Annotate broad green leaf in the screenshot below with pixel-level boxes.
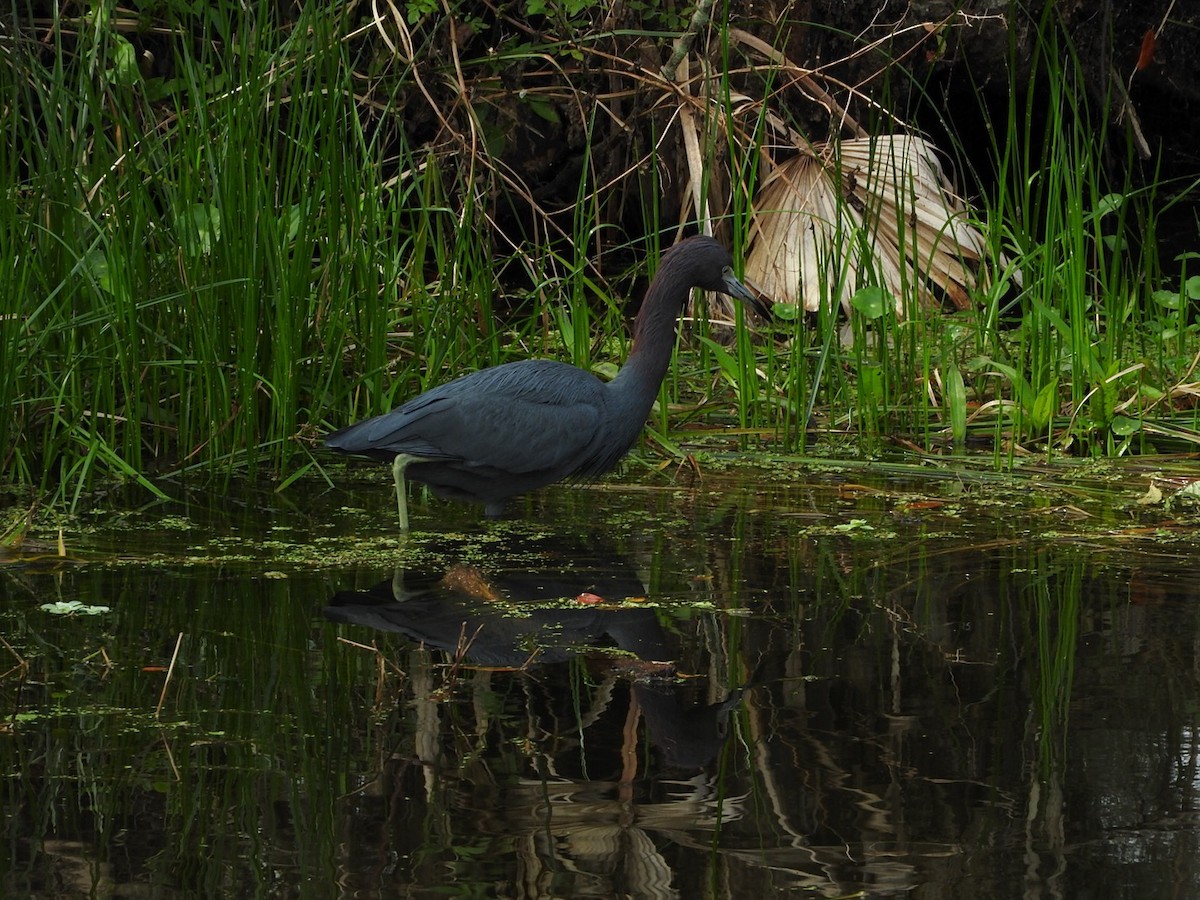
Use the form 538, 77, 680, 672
850, 286, 888, 319
1151, 289, 1180, 310
1111, 416, 1141, 437
41, 600, 111, 616
525, 96, 561, 124
83, 248, 113, 295
696, 335, 742, 388
1185, 275, 1200, 301
944, 364, 967, 443
859, 364, 884, 403
1031, 378, 1059, 433
1095, 192, 1125, 216
176, 203, 221, 256
108, 37, 140, 87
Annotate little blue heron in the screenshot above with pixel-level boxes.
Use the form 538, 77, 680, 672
325, 235, 760, 529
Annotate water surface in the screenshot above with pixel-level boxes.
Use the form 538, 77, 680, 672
3, 461, 1199, 897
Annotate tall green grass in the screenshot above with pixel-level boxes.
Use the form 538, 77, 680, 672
0, 4, 554, 505
911, 7, 1197, 458
4, 4, 375, 498
963, 4, 1165, 457
4, 2, 1197, 510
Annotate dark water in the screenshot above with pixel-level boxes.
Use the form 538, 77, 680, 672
3, 463, 1199, 897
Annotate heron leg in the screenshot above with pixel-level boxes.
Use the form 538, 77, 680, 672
392, 455, 410, 532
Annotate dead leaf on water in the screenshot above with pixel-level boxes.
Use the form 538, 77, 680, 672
1137, 483, 1163, 506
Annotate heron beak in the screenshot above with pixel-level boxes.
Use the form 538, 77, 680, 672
722, 270, 771, 320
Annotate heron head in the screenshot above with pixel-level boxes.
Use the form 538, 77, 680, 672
660, 234, 770, 319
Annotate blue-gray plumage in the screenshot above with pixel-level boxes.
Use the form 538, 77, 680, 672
325, 235, 760, 528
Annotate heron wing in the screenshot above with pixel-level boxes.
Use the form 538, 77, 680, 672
339, 360, 608, 476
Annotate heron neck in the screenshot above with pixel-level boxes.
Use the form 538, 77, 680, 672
610, 268, 690, 411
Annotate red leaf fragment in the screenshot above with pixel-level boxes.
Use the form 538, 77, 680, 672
1137, 29, 1156, 71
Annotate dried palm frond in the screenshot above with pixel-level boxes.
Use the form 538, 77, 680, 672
745, 134, 1006, 319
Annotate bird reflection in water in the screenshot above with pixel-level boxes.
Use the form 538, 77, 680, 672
323, 534, 745, 770
324, 532, 754, 897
